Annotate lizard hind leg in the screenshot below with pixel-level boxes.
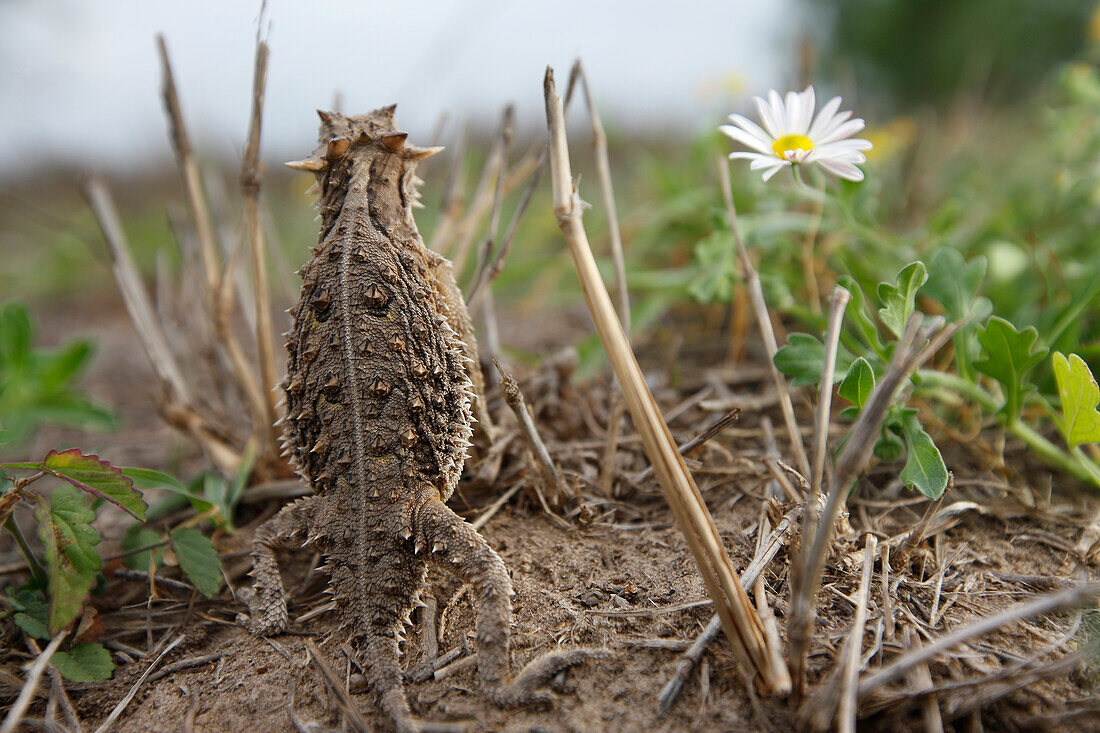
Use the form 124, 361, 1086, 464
246, 495, 323, 635
416, 498, 598, 707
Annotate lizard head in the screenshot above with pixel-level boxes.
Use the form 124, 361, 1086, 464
286, 105, 443, 175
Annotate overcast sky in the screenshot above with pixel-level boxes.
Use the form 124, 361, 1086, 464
0, 0, 801, 175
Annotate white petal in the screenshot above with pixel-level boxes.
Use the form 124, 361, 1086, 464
818, 118, 866, 145
814, 138, 873, 157
729, 151, 772, 163
725, 114, 774, 148
768, 89, 787, 133
754, 95, 780, 138
719, 123, 773, 154
808, 96, 843, 138
761, 161, 789, 181
816, 158, 864, 181
790, 86, 815, 134
811, 109, 853, 143
749, 156, 781, 170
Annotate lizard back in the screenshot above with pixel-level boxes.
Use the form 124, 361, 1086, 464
281, 107, 474, 539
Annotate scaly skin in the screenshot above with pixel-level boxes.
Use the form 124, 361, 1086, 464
246, 107, 596, 732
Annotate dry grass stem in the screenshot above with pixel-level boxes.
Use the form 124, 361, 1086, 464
812, 286, 850, 497
83, 178, 193, 405
635, 408, 741, 484
470, 483, 524, 532
157, 34, 271, 446
568, 59, 631, 338
903, 629, 944, 733
546, 67, 779, 690
493, 359, 571, 520
466, 106, 514, 297
837, 534, 877, 733
0, 629, 68, 733
717, 157, 810, 477
858, 580, 1100, 698
789, 314, 951, 691
156, 35, 221, 299
303, 639, 370, 733
657, 510, 797, 712
93, 633, 185, 733
239, 36, 281, 451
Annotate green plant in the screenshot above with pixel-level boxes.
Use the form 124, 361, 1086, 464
0, 302, 116, 447
0, 449, 225, 681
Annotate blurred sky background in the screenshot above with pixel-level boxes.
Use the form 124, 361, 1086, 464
0, 0, 800, 176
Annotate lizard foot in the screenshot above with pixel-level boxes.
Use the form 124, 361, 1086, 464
488, 648, 609, 707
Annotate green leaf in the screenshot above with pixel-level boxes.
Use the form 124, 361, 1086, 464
838, 276, 885, 356
897, 410, 949, 499
51, 642, 114, 682
1052, 352, 1100, 448
839, 357, 876, 410
121, 526, 164, 571
223, 440, 257, 524
774, 333, 856, 387
120, 467, 187, 494
0, 302, 32, 368
974, 317, 1048, 423
14, 612, 50, 640
35, 485, 101, 634
923, 248, 990, 322
877, 262, 928, 338
42, 449, 146, 521
169, 528, 222, 598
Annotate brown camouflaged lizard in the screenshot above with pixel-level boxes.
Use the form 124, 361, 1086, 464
245, 106, 595, 732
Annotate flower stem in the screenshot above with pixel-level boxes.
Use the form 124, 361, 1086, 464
4, 516, 47, 586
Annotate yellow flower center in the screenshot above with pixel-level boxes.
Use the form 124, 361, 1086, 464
772, 133, 813, 160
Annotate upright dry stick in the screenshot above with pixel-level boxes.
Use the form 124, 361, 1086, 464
84, 178, 193, 405
837, 534, 877, 733
789, 315, 954, 694
157, 34, 269, 443
239, 37, 280, 452
544, 67, 779, 692
718, 158, 810, 478
568, 59, 631, 338
811, 286, 850, 496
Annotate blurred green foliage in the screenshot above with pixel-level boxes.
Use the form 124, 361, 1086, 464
801, 0, 1096, 108
0, 302, 116, 447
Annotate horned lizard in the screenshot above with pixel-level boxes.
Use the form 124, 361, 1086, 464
245, 106, 595, 732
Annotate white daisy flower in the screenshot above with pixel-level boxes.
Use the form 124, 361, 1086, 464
720, 86, 873, 182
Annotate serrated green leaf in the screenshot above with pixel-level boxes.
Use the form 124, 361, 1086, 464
839, 357, 876, 410
838, 276, 885, 356
774, 333, 856, 387
1052, 352, 1100, 448
51, 642, 114, 681
14, 612, 50, 640
923, 248, 989, 322
974, 317, 1048, 423
897, 410, 949, 499
35, 485, 101, 634
121, 526, 164, 571
42, 449, 146, 521
169, 528, 222, 598
877, 262, 928, 338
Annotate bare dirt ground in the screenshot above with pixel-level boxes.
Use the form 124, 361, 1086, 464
5, 295, 1100, 732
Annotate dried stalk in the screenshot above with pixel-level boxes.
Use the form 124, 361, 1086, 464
546, 67, 778, 691
837, 534, 876, 733
157, 33, 269, 445
466, 106, 514, 302
83, 178, 193, 405
1, 629, 68, 733
658, 511, 797, 712
858, 581, 1100, 698
492, 359, 571, 511
93, 633, 185, 733
789, 315, 947, 694
239, 36, 281, 451
718, 157, 810, 477
568, 59, 631, 338
812, 286, 850, 496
